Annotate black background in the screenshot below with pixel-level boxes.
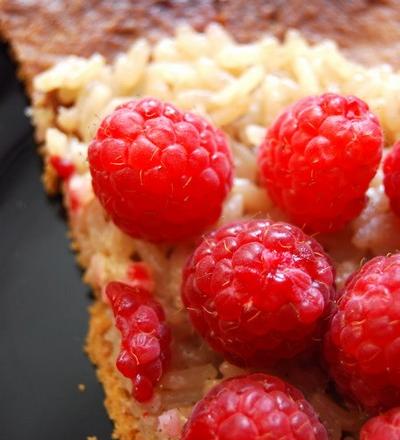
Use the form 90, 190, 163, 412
0, 44, 113, 439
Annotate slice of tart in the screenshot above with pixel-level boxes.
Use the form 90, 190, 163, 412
3, 2, 400, 439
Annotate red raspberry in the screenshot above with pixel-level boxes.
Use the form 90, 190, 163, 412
384, 141, 400, 217
182, 373, 328, 440
88, 98, 233, 242
182, 219, 335, 367
106, 281, 171, 402
125, 262, 155, 292
324, 254, 400, 412
258, 93, 383, 233
361, 407, 400, 440
50, 155, 75, 180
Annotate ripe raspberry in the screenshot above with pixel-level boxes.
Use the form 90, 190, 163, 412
106, 281, 171, 402
182, 219, 335, 367
384, 141, 400, 217
361, 407, 400, 440
88, 98, 233, 242
324, 254, 400, 412
258, 93, 383, 233
182, 373, 328, 440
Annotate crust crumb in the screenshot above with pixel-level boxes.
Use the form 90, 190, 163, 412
42, 159, 59, 194
78, 383, 86, 392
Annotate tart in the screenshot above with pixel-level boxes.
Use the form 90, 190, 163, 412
3, 1, 400, 439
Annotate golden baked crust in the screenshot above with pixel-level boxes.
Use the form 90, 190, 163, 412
86, 301, 138, 440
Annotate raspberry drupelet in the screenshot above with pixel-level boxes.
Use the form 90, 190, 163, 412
258, 93, 383, 233
88, 98, 233, 242
324, 254, 400, 412
384, 141, 400, 217
106, 281, 171, 402
360, 407, 400, 440
182, 373, 328, 440
182, 219, 335, 367
49, 155, 75, 180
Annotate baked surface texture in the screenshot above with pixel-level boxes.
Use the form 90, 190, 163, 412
1, 0, 400, 87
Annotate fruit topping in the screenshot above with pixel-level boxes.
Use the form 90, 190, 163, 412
182, 373, 328, 440
258, 93, 383, 232
360, 407, 400, 440
324, 254, 400, 412
88, 98, 233, 242
182, 219, 335, 367
106, 281, 171, 402
384, 141, 400, 217
50, 155, 75, 180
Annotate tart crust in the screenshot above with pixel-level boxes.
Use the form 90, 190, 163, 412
86, 301, 138, 440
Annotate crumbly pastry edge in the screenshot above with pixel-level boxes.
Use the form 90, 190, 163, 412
86, 300, 139, 440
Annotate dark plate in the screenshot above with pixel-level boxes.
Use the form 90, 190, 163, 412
0, 45, 113, 439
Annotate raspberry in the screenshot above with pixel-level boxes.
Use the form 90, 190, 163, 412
65, 174, 91, 213
105, 281, 171, 402
361, 407, 400, 440
125, 262, 155, 293
88, 98, 233, 242
384, 141, 400, 217
182, 219, 335, 367
182, 373, 328, 440
324, 254, 400, 412
258, 93, 383, 233
50, 155, 75, 180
